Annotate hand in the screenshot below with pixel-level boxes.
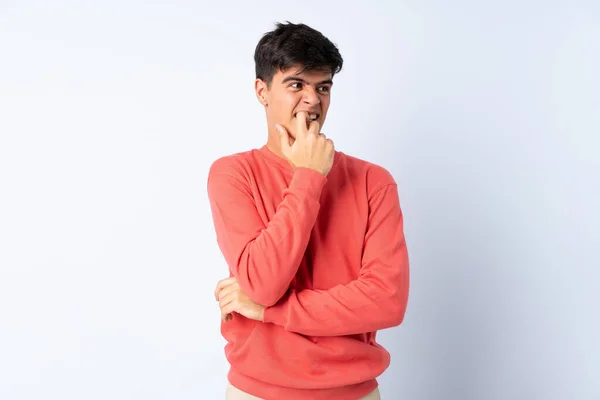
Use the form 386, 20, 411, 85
276, 111, 335, 176
214, 277, 265, 322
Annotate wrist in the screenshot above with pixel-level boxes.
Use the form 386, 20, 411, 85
289, 167, 328, 196
262, 302, 288, 327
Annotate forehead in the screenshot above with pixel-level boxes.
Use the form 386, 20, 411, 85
276, 65, 333, 83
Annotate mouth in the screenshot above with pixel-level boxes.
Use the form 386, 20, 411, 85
294, 112, 320, 127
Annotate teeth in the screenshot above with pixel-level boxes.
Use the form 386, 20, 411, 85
295, 113, 319, 121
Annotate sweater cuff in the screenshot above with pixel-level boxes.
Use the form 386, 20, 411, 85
289, 167, 327, 200
262, 302, 288, 327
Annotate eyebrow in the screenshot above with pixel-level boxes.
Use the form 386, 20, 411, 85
281, 76, 333, 86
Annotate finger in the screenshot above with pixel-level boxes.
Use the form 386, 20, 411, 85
219, 291, 237, 309
276, 124, 291, 153
221, 301, 238, 319
218, 284, 239, 303
295, 111, 309, 137
216, 276, 236, 289
308, 119, 320, 136
214, 276, 237, 300
319, 133, 334, 149
222, 312, 233, 322
223, 310, 233, 322
217, 282, 239, 301
214, 277, 234, 300
219, 294, 237, 321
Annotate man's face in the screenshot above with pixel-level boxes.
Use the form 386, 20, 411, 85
256, 64, 333, 140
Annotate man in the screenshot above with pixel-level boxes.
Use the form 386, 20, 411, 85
207, 21, 410, 400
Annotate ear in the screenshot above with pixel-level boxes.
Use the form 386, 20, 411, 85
255, 78, 269, 106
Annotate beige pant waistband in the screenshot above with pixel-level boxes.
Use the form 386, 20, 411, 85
226, 382, 381, 400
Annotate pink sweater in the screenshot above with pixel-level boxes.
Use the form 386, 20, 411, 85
207, 145, 410, 399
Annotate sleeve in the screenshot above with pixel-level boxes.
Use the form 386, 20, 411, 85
262, 183, 410, 336
207, 159, 327, 307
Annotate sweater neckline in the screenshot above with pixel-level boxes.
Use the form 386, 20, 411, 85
256, 144, 343, 171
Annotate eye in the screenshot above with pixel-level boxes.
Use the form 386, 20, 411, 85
290, 82, 303, 89
318, 86, 331, 93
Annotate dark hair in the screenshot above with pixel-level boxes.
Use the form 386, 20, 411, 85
254, 21, 344, 87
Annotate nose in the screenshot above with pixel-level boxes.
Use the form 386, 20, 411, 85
302, 86, 321, 106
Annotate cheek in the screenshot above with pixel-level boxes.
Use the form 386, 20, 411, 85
272, 96, 297, 115
281, 93, 301, 112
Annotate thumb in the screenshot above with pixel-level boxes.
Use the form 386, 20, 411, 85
276, 124, 291, 153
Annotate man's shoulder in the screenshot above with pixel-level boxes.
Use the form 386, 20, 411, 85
208, 148, 257, 178
339, 151, 397, 193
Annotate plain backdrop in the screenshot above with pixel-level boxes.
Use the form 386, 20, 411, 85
1, 1, 598, 399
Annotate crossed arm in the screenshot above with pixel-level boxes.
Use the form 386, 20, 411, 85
207, 161, 328, 307
208, 162, 409, 336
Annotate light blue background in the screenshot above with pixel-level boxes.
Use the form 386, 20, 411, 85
1, 1, 598, 399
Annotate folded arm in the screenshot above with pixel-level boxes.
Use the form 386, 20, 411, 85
207, 161, 327, 306
263, 183, 410, 335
